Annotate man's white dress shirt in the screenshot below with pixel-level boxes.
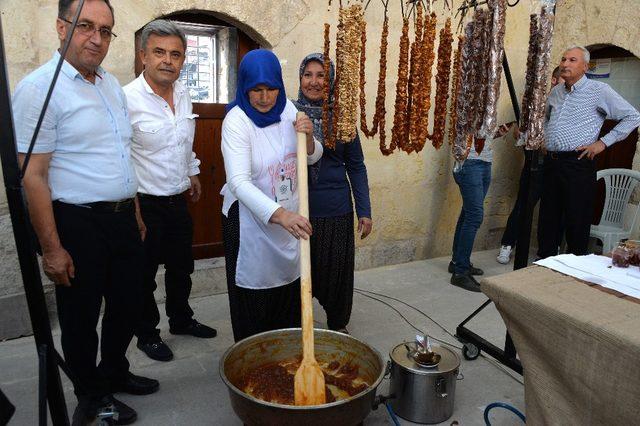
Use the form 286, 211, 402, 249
124, 73, 201, 196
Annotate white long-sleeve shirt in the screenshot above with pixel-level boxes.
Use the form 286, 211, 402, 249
221, 100, 322, 225
124, 73, 201, 196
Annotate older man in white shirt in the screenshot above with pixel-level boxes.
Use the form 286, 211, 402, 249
124, 20, 216, 363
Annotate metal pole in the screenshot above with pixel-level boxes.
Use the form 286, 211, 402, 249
0, 19, 69, 426
500, 53, 526, 358
502, 55, 521, 123
503, 53, 538, 270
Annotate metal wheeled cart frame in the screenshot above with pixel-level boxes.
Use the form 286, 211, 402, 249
454, 49, 537, 375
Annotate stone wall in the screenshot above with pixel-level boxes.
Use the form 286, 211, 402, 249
1, 0, 639, 338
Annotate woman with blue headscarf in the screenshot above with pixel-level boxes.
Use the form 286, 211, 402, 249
221, 49, 323, 342
293, 53, 372, 334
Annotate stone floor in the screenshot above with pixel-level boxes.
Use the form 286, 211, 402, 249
0, 249, 527, 425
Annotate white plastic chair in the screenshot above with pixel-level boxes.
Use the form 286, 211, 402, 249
590, 168, 640, 253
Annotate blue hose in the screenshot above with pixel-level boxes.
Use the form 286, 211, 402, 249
385, 402, 401, 426
484, 402, 526, 425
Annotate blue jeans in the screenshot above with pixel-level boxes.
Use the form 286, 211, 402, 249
452, 160, 491, 274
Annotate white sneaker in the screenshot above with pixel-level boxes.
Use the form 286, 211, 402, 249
497, 245, 512, 264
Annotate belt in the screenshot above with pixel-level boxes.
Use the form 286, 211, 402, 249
546, 151, 581, 160
76, 198, 135, 212
137, 192, 184, 203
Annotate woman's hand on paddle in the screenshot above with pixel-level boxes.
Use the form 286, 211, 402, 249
294, 113, 316, 154
294, 114, 314, 137
270, 207, 313, 240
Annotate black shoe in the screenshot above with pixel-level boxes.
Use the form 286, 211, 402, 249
111, 372, 159, 395
450, 273, 482, 293
448, 261, 484, 276
98, 395, 137, 425
137, 339, 174, 362
72, 397, 95, 426
170, 320, 217, 338
72, 395, 137, 425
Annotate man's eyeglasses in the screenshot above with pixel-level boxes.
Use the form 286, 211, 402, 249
60, 18, 117, 41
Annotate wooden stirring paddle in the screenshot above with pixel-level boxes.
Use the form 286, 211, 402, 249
293, 111, 326, 406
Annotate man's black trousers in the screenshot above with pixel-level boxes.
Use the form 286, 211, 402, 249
53, 201, 144, 398
538, 152, 596, 257
136, 194, 195, 343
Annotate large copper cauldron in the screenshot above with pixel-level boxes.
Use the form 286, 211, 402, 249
220, 328, 385, 426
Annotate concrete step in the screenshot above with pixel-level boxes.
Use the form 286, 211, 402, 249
154, 257, 228, 303
0, 258, 228, 340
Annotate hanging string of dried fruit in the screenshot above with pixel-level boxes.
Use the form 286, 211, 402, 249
526, 6, 555, 150
322, 23, 333, 148
431, 17, 453, 150
518, 14, 540, 140
334, 3, 365, 143
328, 7, 345, 150
468, 8, 490, 155
447, 37, 463, 147
360, 4, 389, 145
411, 10, 438, 153
387, 16, 410, 156
405, 3, 424, 153
478, 0, 507, 141
359, 18, 370, 136
453, 20, 476, 162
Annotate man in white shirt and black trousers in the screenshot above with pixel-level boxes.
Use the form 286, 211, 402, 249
15, 1, 159, 423
124, 20, 217, 362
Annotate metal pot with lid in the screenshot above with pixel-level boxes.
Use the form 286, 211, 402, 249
388, 342, 461, 424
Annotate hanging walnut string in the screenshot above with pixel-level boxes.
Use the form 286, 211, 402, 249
453, 21, 475, 162
471, 9, 492, 154
478, 0, 507, 141
387, 17, 410, 156
413, 11, 437, 153
359, 5, 389, 151
406, 3, 424, 153
431, 17, 453, 150
359, 18, 369, 135
526, 6, 554, 150
447, 37, 463, 147
322, 23, 333, 147
518, 14, 539, 138
330, 5, 345, 149
334, 3, 365, 143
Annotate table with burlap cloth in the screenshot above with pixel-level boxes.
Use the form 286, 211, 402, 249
481, 265, 640, 425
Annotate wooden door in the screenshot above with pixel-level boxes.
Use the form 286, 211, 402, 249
134, 12, 260, 259
592, 120, 638, 224
190, 103, 227, 258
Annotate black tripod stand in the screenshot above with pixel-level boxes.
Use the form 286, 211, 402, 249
0, 387, 16, 425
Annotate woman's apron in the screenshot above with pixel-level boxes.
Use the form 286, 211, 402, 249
235, 118, 300, 289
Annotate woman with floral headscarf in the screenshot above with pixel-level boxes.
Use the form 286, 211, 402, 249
293, 53, 372, 334
221, 50, 323, 342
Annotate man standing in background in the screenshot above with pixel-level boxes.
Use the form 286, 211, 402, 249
124, 20, 217, 363
539, 46, 640, 257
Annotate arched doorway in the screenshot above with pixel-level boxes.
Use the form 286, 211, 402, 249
586, 44, 640, 224
134, 11, 261, 259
